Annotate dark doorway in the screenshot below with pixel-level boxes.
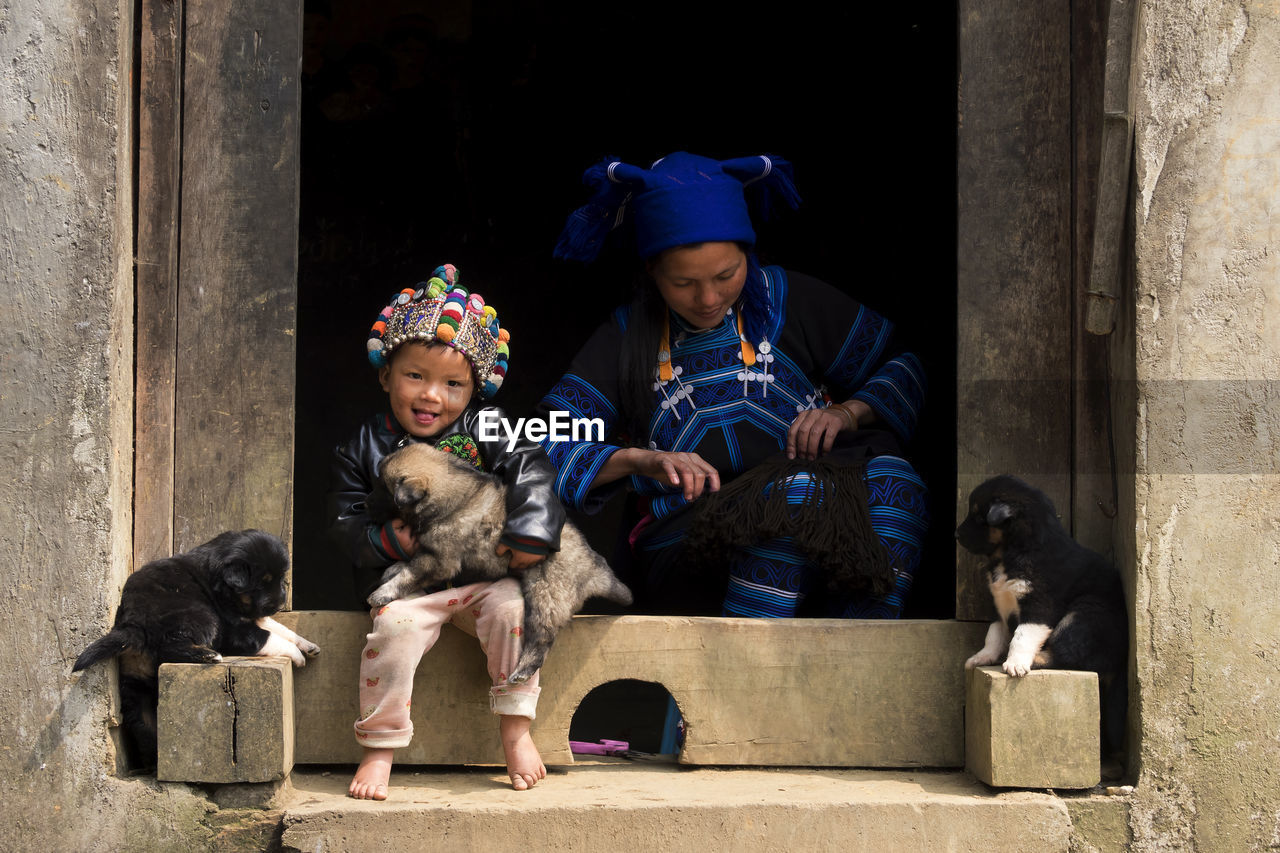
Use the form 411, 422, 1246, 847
292, 0, 957, 617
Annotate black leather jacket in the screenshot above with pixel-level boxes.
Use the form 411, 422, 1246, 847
327, 405, 566, 592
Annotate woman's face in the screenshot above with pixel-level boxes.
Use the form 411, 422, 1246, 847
649, 242, 748, 330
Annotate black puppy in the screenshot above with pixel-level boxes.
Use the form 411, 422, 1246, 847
956, 475, 1126, 682
73, 529, 319, 768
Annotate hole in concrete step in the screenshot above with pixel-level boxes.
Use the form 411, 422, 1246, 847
568, 679, 683, 757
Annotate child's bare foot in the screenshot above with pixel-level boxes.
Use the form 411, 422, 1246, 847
500, 714, 545, 791
350, 747, 393, 800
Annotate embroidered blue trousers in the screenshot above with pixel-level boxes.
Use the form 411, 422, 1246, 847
718, 455, 929, 619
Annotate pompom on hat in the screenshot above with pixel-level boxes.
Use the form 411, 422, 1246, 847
553, 151, 801, 263
366, 264, 511, 398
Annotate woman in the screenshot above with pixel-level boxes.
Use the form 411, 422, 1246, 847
537, 152, 928, 618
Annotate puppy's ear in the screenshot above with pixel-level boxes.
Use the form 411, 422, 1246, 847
986, 501, 1014, 526
223, 560, 251, 592
365, 480, 398, 523
395, 481, 425, 507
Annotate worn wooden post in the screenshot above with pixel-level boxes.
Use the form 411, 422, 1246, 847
173, 1, 303, 596
134, 0, 184, 568
956, 1, 1073, 619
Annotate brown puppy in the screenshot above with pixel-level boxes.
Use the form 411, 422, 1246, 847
372, 442, 632, 684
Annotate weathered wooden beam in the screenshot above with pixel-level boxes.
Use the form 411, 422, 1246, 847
956, 0, 1073, 619
134, 0, 184, 568
1072, 0, 1120, 555
1084, 0, 1139, 337
173, 1, 302, 583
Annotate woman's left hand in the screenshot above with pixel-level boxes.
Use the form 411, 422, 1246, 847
786, 406, 853, 461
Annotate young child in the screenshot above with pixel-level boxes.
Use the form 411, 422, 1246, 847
327, 264, 566, 799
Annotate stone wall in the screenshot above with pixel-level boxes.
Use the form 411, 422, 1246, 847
0, 1, 216, 849
1128, 1, 1280, 849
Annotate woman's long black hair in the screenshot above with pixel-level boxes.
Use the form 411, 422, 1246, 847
616, 244, 772, 444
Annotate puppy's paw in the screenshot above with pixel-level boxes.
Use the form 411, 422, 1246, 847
1002, 654, 1032, 677
191, 645, 223, 664
378, 560, 410, 585
965, 650, 1000, 670
368, 563, 416, 607
297, 637, 321, 658
260, 631, 309, 667
968, 621, 1011, 671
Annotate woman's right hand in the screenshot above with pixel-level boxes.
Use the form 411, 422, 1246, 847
621, 448, 721, 501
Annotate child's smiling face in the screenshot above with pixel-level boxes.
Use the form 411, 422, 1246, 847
379, 342, 476, 439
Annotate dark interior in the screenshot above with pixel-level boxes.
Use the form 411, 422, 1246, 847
293, 0, 958, 617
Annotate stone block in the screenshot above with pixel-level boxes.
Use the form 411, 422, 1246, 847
157, 656, 294, 783
276, 611, 987, 768
1065, 793, 1132, 851
966, 666, 1100, 789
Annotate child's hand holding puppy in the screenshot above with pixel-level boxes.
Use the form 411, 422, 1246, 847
497, 543, 544, 572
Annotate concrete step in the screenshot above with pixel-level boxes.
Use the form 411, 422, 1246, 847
278, 764, 1081, 852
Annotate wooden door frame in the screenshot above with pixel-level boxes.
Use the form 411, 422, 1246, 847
956, 0, 1116, 619
134, 0, 303, 596
134, 0, 183, 567
134, 1, 1117, 622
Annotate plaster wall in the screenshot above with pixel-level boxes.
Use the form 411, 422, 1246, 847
0, 1, 217, 849
1129, 1, 1280, 849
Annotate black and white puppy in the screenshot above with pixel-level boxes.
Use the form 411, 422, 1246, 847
956, 476, 1126, 680
73, 529, 319, 767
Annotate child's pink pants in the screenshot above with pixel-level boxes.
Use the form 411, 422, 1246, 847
353, 578, 541, 749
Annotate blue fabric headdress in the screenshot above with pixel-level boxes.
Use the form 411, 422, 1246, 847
553, 151, 801, 262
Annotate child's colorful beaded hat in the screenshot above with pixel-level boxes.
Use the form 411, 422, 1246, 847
366, 263, 510, 398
